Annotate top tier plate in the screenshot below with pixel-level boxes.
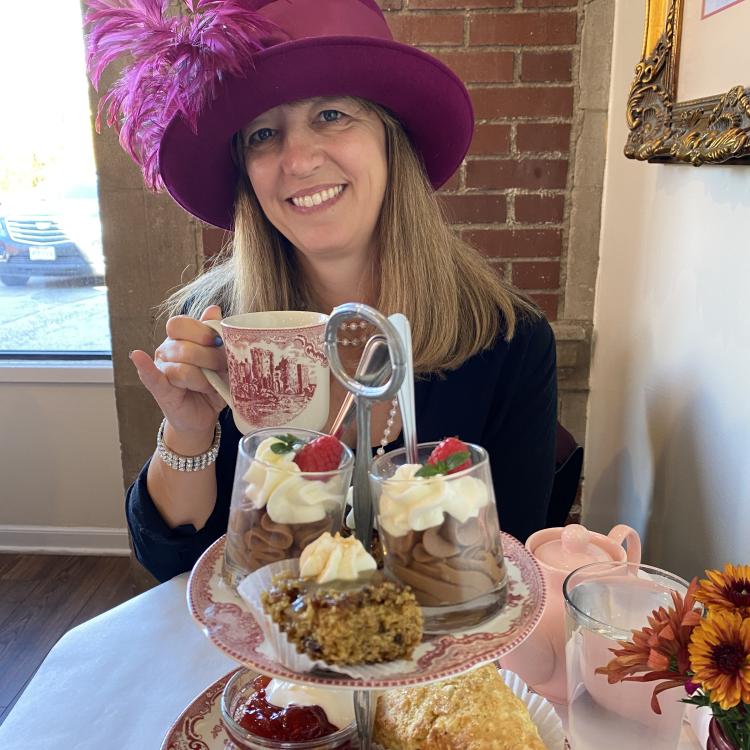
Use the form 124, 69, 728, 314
187, 533, 545, 689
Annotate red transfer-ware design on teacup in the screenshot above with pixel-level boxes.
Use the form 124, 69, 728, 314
222, 330, 327, 428
187, 534, 545, 690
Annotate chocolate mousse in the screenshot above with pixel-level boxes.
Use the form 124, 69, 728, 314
374, 454, 508, 630
223, 435, 350, 583
382, 505, 506, 606
226, 506, 332, 573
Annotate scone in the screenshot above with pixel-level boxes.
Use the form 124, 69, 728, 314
261, 532, 423, 664
373, 664, 546, 750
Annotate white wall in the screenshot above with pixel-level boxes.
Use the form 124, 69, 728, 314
583, 0, 750, 579
0, 365, 128, 554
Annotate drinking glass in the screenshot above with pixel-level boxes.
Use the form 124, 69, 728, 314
369, 442, 507, 633
223, 428, 354, 588
564, 562, 690, 750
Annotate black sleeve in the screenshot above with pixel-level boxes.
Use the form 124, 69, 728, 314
483, 316, 557, 542
125, 408, 240, 582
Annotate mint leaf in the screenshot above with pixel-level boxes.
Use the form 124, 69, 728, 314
270, 434, 305, 454
444, 451, 470, 471
415, 463, 441, 477
414, 451, 470, 477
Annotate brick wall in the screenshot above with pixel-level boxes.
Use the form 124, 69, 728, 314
203, 0, 581, 322
381, 0, 579, 322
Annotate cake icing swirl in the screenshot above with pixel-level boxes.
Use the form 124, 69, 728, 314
299, 532, 377, 583
243, 437, 344, 524
377, 463, 489, 537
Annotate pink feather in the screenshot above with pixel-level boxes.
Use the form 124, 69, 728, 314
83, 0, 277, 190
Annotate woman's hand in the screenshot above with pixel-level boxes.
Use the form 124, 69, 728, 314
130, 306, 227, 447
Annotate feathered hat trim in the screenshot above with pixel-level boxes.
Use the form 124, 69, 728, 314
84, 0, 277, 190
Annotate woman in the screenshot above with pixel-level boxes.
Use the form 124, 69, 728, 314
86, 0, 557, 582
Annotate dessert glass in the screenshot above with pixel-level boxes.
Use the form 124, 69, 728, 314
221, 668, 357, 750
370, 442, 508, 634
223, 428, 354, 588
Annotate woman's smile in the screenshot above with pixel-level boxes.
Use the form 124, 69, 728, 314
287, 183, 346, 211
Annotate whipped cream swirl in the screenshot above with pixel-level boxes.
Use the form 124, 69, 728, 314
299, 532, 377, 583
243, 437, 345, 525
377, 464, 489, 537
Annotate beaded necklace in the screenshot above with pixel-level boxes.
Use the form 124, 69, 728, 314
336, 319, 399, 455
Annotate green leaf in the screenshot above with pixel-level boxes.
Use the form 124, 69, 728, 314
270, 434, 304, 454
414, 451, 470, 478
444, 451, 470, 471
415, 463, 441, 477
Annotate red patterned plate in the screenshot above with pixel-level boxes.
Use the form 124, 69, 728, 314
187, 533, 545, 689
161, 668, 240, 750
160, 667, 569, 750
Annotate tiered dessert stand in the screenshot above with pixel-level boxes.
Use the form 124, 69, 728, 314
166, 305, 550, 749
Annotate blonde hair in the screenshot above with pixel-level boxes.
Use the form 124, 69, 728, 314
165, 100, 538, 373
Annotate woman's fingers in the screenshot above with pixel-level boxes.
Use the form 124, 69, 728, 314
157, 361, 224, 396
131, 348, 224, 400
132, 308, 227, 417
203, 388, 227, 412
155, 338, 226, 372
130, 349, 176, 403
200, 305, 223, 323
165, 313, 222, 347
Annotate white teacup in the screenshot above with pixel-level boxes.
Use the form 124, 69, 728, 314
201, 311, 329, 434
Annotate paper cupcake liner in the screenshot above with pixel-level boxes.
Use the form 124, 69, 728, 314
500, 670, 566, 750
236, 558, 420, 680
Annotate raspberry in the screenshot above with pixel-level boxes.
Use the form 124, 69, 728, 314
293, 435, 343, 472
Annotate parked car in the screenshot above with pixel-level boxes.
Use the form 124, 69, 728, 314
0, 187, 104, 287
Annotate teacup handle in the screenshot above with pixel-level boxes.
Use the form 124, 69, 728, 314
607, 524, 641, 564
199, 319, 233, 408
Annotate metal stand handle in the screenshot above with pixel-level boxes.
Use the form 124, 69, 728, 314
324, 303, 406, 548
353, 689, 377, 749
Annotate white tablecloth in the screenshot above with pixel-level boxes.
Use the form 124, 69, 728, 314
0, 574, 709, 749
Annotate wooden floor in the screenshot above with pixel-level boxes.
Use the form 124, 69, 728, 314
0, 553, 137, 725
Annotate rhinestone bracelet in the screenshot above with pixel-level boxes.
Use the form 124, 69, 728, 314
156, 418, 221, 472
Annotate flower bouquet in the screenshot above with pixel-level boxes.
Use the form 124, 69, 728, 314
596, 564, 750, 750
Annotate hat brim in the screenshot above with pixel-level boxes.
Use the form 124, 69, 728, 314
159, 36, 474, 230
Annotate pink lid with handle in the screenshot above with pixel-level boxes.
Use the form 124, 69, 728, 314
534, 524, 618, 570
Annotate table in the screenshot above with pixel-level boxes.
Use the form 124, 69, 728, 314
0, 574, 709, 749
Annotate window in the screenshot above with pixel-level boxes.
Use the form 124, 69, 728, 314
0, 0, 110, 358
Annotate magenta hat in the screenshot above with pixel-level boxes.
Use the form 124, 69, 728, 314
86, 0, 474, 230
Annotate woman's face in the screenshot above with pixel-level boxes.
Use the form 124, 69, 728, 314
242, 97, 387, 261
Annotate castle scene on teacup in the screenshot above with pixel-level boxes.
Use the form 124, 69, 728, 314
224, 329, 326, 428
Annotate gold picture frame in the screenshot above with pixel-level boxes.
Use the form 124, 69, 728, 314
626, 0, 750, 164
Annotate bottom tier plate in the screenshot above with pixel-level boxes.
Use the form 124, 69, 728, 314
160, 668, 568, 750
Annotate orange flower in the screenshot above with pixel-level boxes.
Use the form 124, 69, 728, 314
596, 578, 702, 714
689, 609, 750, 710
695, 564, 750, 617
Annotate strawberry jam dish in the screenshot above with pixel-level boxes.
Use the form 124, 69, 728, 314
223, 429, 354, 587
221, 668, 357, 749
370, 439, 508, 634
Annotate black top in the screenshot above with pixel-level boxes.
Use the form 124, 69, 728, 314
126, 314, 558, 582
